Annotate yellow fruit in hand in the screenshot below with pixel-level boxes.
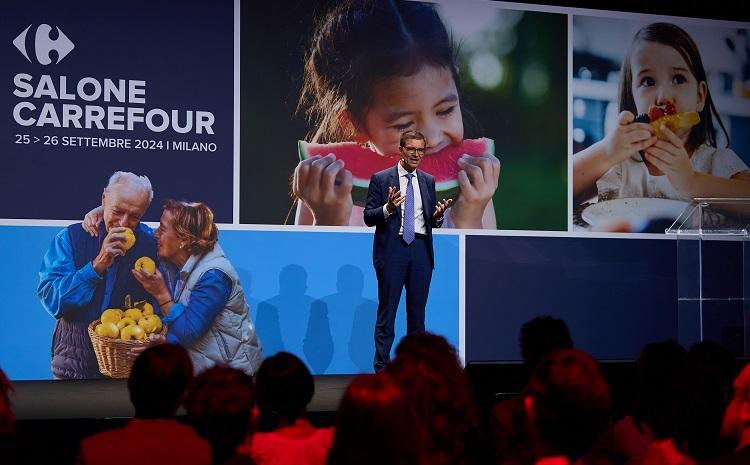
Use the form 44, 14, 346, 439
121, 324, 145, 341
134, 256, 156, 274
124, 308, 143, 322
100, 309, 123, 324
117, 317, 137, 330
139, 315, 163, 334
95, 322, 119, 338
122, 228, 136, 251
141, 302, 154, 316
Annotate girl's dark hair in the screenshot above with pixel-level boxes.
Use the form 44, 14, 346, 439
328, 373, 426, 465
255, 352, 314, 430
299, 0, 460, 142
619, 22, 729, 153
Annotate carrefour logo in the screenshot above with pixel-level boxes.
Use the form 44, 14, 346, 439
13, 24, 74, 65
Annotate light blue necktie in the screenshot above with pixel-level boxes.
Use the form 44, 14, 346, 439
403, 173, 415, 244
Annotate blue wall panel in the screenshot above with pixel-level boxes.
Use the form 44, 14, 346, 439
465, 235, 679, 361
0, 226, 459, 379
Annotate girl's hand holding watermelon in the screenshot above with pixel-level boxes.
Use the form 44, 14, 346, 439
292, 153, 354, 226
449, 154, 501, 229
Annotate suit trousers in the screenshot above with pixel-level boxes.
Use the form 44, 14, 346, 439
374, 234, 432, 372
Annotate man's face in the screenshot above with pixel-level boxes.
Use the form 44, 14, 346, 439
101, 183, 150, 232
399, 137, 426, 172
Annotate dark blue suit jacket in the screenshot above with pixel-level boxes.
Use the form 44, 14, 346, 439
363, 165, 442, 270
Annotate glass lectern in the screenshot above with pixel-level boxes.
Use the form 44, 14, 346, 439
667, 198, 750, 355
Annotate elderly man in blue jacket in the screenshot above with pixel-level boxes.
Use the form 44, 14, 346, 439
38, 171, 158, 379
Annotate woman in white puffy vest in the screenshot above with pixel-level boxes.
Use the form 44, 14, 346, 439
132, 200, 263, 375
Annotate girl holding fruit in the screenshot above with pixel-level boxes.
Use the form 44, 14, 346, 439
573, 22, 750, 205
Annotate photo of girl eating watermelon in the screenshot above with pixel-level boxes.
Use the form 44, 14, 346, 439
572, 20, 750, 230
239, 0, 568, 230
293, 0, 498, 229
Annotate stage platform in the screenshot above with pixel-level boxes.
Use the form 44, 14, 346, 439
12, 375, 357, 420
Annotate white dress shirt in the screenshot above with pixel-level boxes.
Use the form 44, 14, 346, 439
383, 162, 427, 235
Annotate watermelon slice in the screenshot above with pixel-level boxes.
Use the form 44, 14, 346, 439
298, 138, 495, 206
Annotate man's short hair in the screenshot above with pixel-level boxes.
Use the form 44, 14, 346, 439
400, 130, 426, 148
106, 171, 154, 203
526, 349, 610, 460
520, 316, 574, 371
256, 352, 314, 428
129, 344, 193, 418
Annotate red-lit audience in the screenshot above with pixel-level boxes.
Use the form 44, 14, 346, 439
388, 332, 488, 465
709, 361, 750, 465
327, 372, 427, 465
76, 344, 211, 465
0, 367, 18, 465
610, 341, 688, 465
185, 365, 256, 465
492, 316, 574, 465
238, 352, 333, 465
524, 349, 611, 465
4, 319, 749, 465
683, 342, 735, 462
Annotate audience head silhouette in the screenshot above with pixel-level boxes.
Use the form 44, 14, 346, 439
256, 352, 314, 430
721, 361, 750, 446
185, 365, 255, 465
520, 316, 574, 373
328, 372, 426, 465
633, 340, 689, 439
683, 341, 735, 460
524, 349, 611, 461
128, 343, 193, 418
391, 333, 485, 465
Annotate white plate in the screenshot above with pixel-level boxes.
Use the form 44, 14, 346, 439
582, 198, 689, 227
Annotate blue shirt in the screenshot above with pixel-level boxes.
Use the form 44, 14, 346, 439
163, 269, 232, 346
38, 227, 164, 318
38, 228, 105, 318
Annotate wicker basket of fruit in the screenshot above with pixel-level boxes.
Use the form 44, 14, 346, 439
88, 301, 166, 378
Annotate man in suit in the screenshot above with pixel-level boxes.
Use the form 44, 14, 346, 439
363, 130, 452, 372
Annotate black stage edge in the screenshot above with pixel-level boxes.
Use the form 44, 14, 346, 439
11, 375, 355, 420
11, 375, 354, 465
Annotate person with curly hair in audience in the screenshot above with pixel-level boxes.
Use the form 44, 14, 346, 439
327, 372, 427, 465
389, 332, 490, 465
185, 365, 256, 465
523, 349, 611, 465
